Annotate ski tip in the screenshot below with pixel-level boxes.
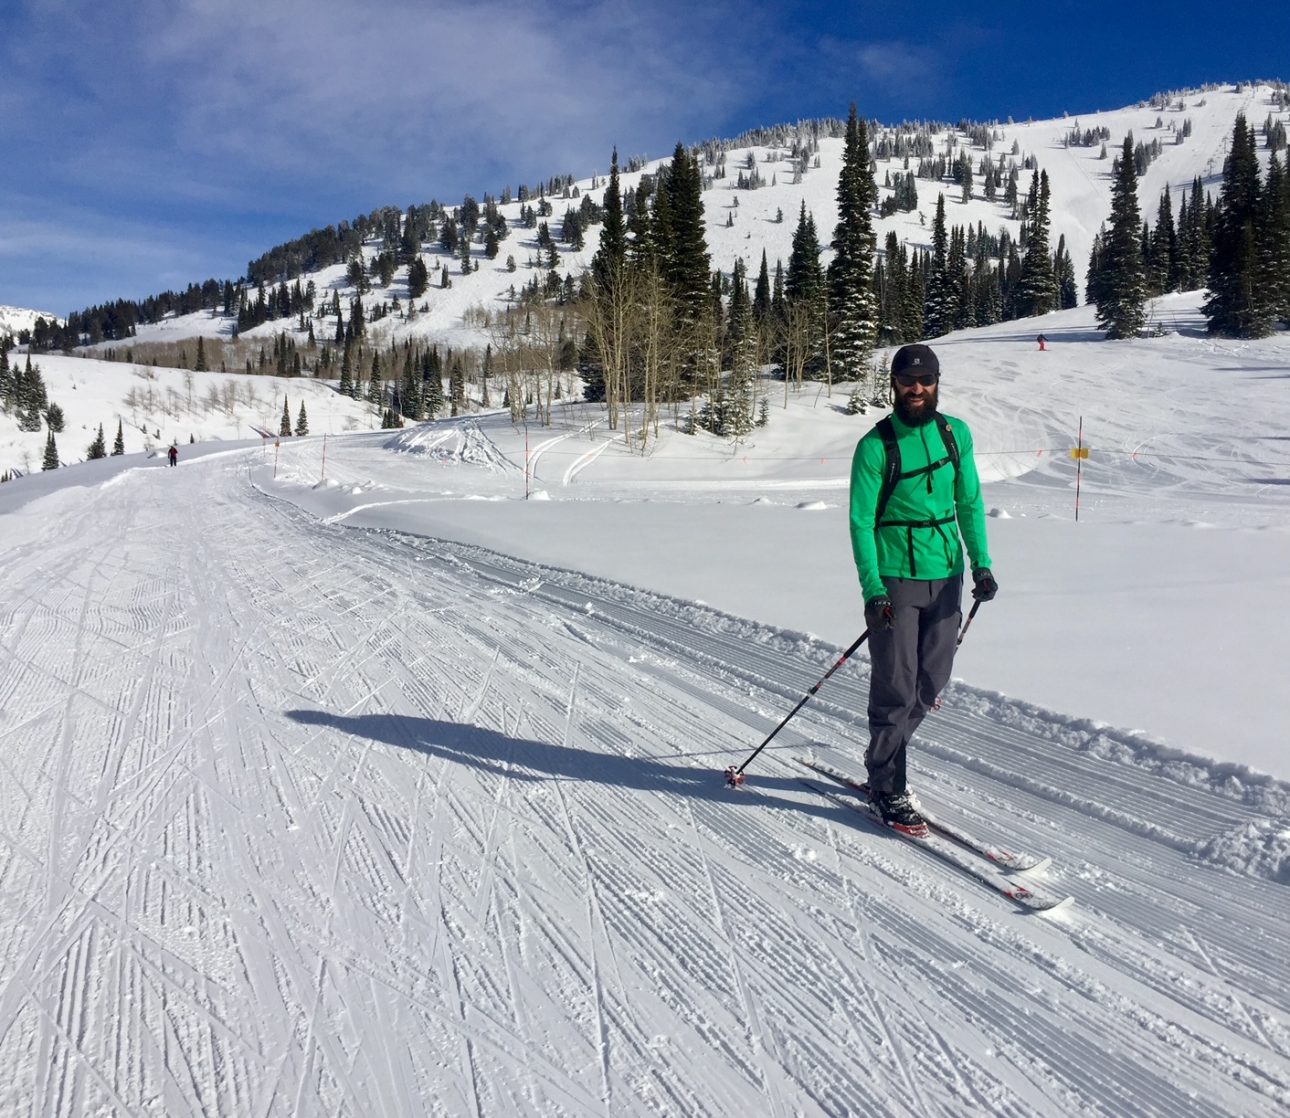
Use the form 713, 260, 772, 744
1011, 855, 1053, 876
1018, 892, 1075, 916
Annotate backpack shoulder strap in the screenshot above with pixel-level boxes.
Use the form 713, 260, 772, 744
874, 417, 901, 526
935, 412, 961, 480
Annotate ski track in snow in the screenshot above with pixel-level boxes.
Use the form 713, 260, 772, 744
0, 452, 1287, 1116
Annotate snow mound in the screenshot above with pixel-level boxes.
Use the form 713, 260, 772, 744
1191, 820, 1290, 883
795, 500, 829, 510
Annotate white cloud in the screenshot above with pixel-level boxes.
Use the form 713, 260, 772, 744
139, 0, 755, 198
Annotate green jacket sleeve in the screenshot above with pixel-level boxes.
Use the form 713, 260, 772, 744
950, 419, 992, 572
848, 433, 887, 602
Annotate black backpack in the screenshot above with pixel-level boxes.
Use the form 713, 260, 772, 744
873, 412, 961, 575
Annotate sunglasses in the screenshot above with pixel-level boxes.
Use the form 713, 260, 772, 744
894, 372, 938, 387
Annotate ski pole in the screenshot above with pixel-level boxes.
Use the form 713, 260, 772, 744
724, 630, 870, 786
956, 599, 982, 647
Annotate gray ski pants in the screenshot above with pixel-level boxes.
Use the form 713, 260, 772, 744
865, 575, 963, 795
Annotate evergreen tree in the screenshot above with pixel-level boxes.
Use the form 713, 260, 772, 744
878, 231, 906, 343
786, 201, 825, 372
903, 248, 926, 343
421, 349, 444, 418
771, 259, 786, 322
408, 256, 429, 298
1096, 137, 1148, 339
87, 423, 107, 460
449, 358, 465, 416
1152, 188, 1180, 294
923, 194, 955, 337
786, 201, 824, 305
280, 395, 292, 436
16, 356, 47, 432
42, 428, 59, 471
1054, 234, 1078, 309
586, 147, 629, 406
592, 148, 627, 293
339, 344, 354, 397
827, 104, 880, 379
947, 226, 973, 329
724, 260, 757, 436
1014, 171, 1058, 317
367, 354, 383, 409
959, 153, 974, 203
1205, 114, 1271, 337
195, 336, 208, 372
752, 249, 772, 325
1180, 176, 1212, 290
1259, 151, 1290, 327
1085, 227, 1107, 306
0, 344, 13, 415
45, 401, 65, 433
845, 382, 867, 414
112, 419, 125, 455
480, 344, 492, 408
663, 142, 713, 353
295, 400, 309, 436
399, 348, 422, 419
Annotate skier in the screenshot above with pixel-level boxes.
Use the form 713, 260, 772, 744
848, 343, 997, 833
1037, 334, 1047, 351
167, 444, 178, 467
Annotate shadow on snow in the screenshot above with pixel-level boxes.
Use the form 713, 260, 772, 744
285, 708, 853, 825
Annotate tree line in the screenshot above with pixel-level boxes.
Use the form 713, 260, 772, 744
1089, 115, 1290, 338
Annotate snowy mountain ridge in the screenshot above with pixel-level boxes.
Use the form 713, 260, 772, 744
0, 303, 62, 336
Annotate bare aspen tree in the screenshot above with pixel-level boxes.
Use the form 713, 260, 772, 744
581, 261, 636, 433
779, 300, 815, 404
525, 304, 568, 427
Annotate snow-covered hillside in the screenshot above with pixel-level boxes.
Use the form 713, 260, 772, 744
1, 289, 1288, 1115
89, 81, 1288, 361
0, 354, 391, 476
0, 303, 62, 338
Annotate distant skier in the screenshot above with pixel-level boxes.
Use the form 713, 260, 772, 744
848, 344, 996, 834
1037, 334, 1047, 351
167, 444, 178, 467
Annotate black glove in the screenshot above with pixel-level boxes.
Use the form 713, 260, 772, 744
864, 594, 895, 631
972, 568, 998, 602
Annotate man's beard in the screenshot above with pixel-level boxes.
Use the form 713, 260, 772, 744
894, 384, 939, 426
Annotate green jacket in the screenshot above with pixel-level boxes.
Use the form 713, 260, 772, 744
848, 411, 992, 603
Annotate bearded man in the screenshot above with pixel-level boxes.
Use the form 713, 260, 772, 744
847, 343, 997, 834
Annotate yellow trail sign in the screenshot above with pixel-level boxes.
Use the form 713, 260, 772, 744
1070, 447, 1089, 460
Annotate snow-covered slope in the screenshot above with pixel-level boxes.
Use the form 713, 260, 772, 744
92, 81, 1288, 360
0, 354, 385, 475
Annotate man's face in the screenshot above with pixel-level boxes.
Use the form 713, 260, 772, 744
893, 371, 939, 425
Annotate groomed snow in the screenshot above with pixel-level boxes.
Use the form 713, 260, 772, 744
1, 291, 1288, 1116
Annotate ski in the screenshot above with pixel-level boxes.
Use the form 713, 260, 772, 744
800, 778, 1074, 914
797, 757, 1052, 875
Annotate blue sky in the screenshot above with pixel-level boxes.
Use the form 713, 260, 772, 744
2, 0, 1285, 317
